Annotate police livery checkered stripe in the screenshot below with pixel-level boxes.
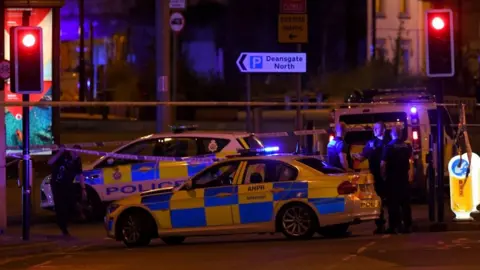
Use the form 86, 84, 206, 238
80, 161, 213, 187
140, 181, 345, 229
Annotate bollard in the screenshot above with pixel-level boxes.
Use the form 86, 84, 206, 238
447, 153, 480, 221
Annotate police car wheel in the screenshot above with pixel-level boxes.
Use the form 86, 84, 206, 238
318, 223, 350, 238
120, 212, 152, 248
161, 236, 186, 245
279, 204, 317, 240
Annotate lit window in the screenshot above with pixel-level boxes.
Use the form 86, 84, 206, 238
375, 0, 384, 13
400, 0, 409, 15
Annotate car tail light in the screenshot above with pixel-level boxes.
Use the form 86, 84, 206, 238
410, 106, 421, 152
337, 181, 357, 195
412, 130, 418, 140
351, 174, 360, 185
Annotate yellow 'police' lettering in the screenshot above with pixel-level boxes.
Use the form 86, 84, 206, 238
248, 185, 265, 192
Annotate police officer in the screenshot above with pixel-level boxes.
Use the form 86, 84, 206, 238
48, 145, 86, 237
327, 122, 352, 171
381, 126, 413, 234
352, 121, 389, 234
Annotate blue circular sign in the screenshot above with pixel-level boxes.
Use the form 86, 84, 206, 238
451, 158, 469, 178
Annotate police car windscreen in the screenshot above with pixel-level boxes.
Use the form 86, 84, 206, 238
240, 136, 264, 149
340, 112, 408, 145
297, 157, 345, 174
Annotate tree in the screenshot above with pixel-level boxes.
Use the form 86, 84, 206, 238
309, 18, 427, 99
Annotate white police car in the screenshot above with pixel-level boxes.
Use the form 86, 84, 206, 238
40, 127, 264, 220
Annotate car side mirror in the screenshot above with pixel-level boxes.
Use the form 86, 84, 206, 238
184, 180, 195, 190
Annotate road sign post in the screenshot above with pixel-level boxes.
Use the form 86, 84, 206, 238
170, 11, 185, 103
278, 0, 307, 132
236, 52, 307, 132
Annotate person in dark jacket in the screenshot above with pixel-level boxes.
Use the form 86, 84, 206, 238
48, 145, 86, 237
326, 122, 352, 171
352, 121, 389, 234
381, 126, 413, 234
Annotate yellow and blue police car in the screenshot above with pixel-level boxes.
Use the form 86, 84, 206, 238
105, 147, 381, 247
40, 125, 265, 221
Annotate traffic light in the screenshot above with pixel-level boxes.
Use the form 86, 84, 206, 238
9, 26, 44, 94
425, 9, 455, 78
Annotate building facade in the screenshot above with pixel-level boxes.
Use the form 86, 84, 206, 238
367, 0, 432, 74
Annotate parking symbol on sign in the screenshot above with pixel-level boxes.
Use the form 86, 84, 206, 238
250, 56, 263, 69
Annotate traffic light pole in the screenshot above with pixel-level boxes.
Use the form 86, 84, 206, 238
0, 0, 7, 235
21, 10, 32, 241
436, 79, 445, 223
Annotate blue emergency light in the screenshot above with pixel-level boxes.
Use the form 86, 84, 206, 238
237, 146, 280, 156
410, 107, 417, 114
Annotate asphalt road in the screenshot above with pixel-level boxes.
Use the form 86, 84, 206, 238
3, 229, 480, 270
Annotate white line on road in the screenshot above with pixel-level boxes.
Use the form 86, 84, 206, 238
342, 254, 357, 261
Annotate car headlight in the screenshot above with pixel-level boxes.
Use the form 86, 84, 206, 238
44, 175, 52, 185
107, 204, 120, 215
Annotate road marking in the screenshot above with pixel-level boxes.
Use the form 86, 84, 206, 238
342, 254, 357, 261
357, 247, 367, 254
381, 234, 391, 239
29, 260, 52, 269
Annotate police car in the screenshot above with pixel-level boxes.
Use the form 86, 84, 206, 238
104, 147, 381, 247
330, 88, 456, 200
40, 126, 265, 220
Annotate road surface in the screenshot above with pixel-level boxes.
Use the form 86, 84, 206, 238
2, 226, 480, 270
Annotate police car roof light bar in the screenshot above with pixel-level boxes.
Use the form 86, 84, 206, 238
237, 146, 280, 156
170, 124, 199, 133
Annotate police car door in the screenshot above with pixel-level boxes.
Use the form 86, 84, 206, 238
168, 161, 242, 229
233, 160, 295, 225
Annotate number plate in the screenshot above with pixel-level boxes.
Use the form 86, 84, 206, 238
360, 200, 379, 208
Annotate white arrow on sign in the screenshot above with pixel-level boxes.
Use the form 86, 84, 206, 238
236, 52, 307, 73
0, 59, 10, 80
170, 12, 185, 32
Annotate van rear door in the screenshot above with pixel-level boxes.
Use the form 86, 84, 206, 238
339, 112, 409, 170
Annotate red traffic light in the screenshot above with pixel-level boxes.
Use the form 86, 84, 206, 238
22, 34, 36, 47
431, 17, 445, 30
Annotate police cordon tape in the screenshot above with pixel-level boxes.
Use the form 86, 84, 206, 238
6, 140, 133, 150
5, 129, 329, 151
0, 100, 468, 107
63, 147, 219, 163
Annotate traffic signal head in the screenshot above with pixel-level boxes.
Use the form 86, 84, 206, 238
9, 26, 44, 94
425, 9, 454, 78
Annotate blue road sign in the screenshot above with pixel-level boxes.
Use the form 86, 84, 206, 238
450, 158, 469, 178
236, 52, 306, 73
